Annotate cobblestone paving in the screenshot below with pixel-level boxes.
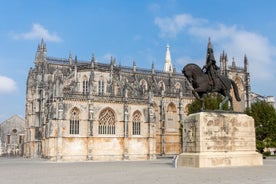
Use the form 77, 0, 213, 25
0, 157, 275, 184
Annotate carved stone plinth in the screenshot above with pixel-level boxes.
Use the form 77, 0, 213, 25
177, 111, 263, 168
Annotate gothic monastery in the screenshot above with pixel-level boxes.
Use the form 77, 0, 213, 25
23, 40, 250, 161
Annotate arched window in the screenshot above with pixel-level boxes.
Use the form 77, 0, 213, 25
166, 103, 177, 130
70, 107, 80, 134
98, 108, 115, 134
132, 111, 142, 135
83, 75, 88, 94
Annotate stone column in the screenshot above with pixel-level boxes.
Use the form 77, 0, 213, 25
88, 103, 94, 136
57, 102, 63, 161
160, 97, 165, 156
148, 91, 156, 159
123, 103, 129, 160
179, 92, 184, 152
87, 103, 94, 160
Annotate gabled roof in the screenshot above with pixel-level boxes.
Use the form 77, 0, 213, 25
0, 115, 24, 125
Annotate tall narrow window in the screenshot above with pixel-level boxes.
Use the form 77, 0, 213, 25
132, 111, 141, 135
19, 135, 23, 144
70, 108, 80, 134
98, 80, 104, 95
7, 135, 11, 144
98, 108, 115, 134
83, 79, 88, 94
35, 127, 41, 140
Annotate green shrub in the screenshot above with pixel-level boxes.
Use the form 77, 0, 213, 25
263, 151, 271, 157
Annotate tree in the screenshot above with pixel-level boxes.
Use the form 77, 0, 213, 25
245, 101, 276, 153
188, 93, 229, 115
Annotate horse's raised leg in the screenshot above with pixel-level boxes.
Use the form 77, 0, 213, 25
192, 90, 200, 100
201, 99, 205, 110
193, 90, 205, 110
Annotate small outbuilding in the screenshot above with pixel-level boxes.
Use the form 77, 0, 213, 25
0, 115, 25, 156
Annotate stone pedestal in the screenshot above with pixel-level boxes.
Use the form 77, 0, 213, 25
177, 111, 263, 168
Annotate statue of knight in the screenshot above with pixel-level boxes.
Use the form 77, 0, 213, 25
202, 38, 220, 90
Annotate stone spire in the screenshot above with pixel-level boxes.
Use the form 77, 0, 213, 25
164, 44, 172, 73
35, 38, 47, 64
39, 38, 47, 52
219, 51, 228, 76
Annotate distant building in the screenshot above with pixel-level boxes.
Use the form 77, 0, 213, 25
250, 92, 275, 107
23, 39, 252, 161
0, 115, 25, 156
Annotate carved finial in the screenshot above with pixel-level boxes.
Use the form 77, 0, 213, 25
133, 60, 136, 72
244, 54, 248, 64
113, 57, 116, 66
244, 54, 248, 72
110, 56, 113, 65
232, 57, 236, 68
69, 51, 72, 65
91, 53, 95, 68
91, 53, 95, 62
74, 55, 78, 64
152, 62, 155, 74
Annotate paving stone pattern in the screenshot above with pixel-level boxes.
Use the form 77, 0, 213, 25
0, 158, 275, 184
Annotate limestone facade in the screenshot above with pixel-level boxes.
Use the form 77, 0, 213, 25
177, 112, 263, 167
23, 40, 251, 161
0, 115, 25, 156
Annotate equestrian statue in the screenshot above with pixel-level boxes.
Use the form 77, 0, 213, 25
182, 38, 241, 110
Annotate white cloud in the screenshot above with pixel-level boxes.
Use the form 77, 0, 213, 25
155, 13, 276, 81
148, 3, 161, 13
154, 14, 206, 37
11, 23, 62, 42
189, 24, 276, 80
0, 76, 17, 94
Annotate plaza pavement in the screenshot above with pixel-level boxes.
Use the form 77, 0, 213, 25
0, 157, 275, 184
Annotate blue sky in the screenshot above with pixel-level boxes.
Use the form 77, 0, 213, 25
0, 0, 276, 121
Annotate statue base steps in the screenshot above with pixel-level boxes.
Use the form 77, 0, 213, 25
177, 152, 262, 168
177, 111, 263, 168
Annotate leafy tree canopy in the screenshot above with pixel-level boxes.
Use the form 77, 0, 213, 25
245, 101, 276, 152
188, 93, 229, 115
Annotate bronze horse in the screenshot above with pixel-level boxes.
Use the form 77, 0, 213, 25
182, 63, 241, 110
